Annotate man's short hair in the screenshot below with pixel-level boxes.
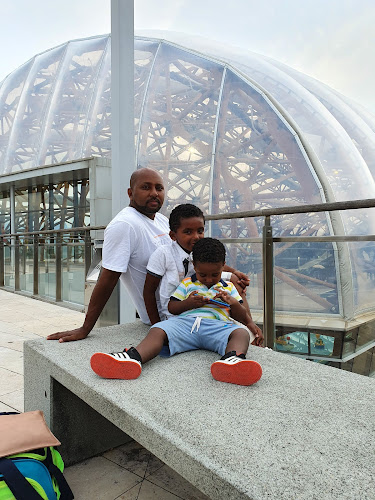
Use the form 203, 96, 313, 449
169, 204, 205, 232
192, 238, 226, 264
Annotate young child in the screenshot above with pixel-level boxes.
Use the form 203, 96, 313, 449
91, 238, 262, 386
143, 203, 263, 344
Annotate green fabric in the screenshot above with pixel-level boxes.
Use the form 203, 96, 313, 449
0, 475, 49, 500
0, 447, 65, 500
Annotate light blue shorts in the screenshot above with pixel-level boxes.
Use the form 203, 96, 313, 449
151, 316, 248, 357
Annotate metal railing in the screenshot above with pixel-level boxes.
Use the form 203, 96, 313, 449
1, 198, 375, 363
0, 226, 105, 306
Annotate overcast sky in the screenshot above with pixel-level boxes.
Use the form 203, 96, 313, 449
1, 0, 374, 113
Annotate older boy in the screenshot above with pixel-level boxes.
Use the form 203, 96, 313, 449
91, 238, 262, 386
143, 203, 263, 344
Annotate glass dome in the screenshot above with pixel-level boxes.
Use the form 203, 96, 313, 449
1, 31, 375, 320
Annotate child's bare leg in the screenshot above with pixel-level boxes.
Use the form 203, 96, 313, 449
225, 328, 250, 355
91, 327, 167, 379
136, 327, 167, 363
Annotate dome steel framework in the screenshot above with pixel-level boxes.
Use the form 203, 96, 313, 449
1, 32, 375, 321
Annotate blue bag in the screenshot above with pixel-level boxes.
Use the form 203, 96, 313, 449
0, 412, 74, 500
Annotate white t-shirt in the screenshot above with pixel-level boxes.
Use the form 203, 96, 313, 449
146, 240, 233, 320
102, 206, 170, 324
146, 241, 193, 320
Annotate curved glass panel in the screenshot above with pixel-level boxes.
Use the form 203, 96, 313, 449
38, 36, 108, 166
137, 42, 224, 211
265, 59, 375, 181
134, 39, 160, 140
234, 58, 375, 203
211, 70, 329, 235
0, 60, 33, 173
4, 45, 66, 172
83, 37, 111, 158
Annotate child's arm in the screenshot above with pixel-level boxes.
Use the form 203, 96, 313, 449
214, 289, 264, 346
240, 291, 264, 346
168, 291, 210, 316
143, 273, 162, 325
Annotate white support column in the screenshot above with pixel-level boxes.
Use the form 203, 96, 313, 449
10, 184, 16, 269
10, 184, 15, 234
111, 0, 136, 323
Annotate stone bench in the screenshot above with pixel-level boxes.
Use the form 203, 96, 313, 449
24, 322, 375, 500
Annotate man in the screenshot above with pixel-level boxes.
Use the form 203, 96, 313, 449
47, 167, 170, 342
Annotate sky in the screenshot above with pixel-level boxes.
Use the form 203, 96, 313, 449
1, 0, 374, 113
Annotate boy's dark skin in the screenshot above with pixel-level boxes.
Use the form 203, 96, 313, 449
144, 213, 263, 345
136, 258, 252, 364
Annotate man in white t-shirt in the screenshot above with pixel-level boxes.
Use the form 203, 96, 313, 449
47, 167, 170, 342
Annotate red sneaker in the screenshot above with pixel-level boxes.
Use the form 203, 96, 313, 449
90, 350, 142, 379
211, 354, 262, 386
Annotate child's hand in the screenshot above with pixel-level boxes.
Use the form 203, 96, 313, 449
213, 289, 236, 306
186, 291, 210, 309
247, 321, 264, 347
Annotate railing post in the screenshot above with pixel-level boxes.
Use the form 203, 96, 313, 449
84, 230, 92, 278
14, 235, 20, 291
33, 234, 39, 295
0, 237, 4, 287
56, 233, 62, 302
263, 216, 274, 348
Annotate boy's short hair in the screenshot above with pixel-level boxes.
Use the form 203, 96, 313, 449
192, 238, 226, 264
169, 203, 205, 232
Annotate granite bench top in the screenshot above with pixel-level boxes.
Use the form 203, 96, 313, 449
24, 321, 375, 500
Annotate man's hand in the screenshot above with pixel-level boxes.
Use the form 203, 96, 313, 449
230, 272, 250, 293
47, 327, 90, 343
47, 268, 121, 342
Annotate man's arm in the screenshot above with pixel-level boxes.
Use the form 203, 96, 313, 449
47, 268, 121, 342
143, 273, 162, 325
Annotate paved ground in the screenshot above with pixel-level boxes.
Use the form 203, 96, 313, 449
0, 289, 207, 500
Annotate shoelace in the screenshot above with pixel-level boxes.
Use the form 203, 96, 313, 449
190, 316, 201, 334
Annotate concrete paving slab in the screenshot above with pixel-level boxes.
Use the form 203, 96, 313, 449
103, 440, 164, 479
0, 401, 18, 412
0, 346, 24, 374
147, 464, 209, 499
0, 389, 24, 412
120, 480, 182, 500
0, 331, 31, 351
63, 456, 141, 500
0, 367, 24, 396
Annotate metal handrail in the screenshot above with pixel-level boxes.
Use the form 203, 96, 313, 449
1, 196, 375, 351
0, 225, 105, 239
205, 197, 375, 220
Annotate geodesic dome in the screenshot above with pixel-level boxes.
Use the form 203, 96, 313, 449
1, 31, 375, 320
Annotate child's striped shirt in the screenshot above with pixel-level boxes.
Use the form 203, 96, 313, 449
170, 273, 242, 321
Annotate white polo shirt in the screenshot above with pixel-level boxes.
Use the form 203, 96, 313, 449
102, 206, 170, 324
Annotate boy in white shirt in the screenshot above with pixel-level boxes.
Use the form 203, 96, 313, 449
143, 203, 262, 344
90, 238, 262, 386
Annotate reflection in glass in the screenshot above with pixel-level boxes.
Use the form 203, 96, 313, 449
62, 235, 85, 306
274, 241, 338, 314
